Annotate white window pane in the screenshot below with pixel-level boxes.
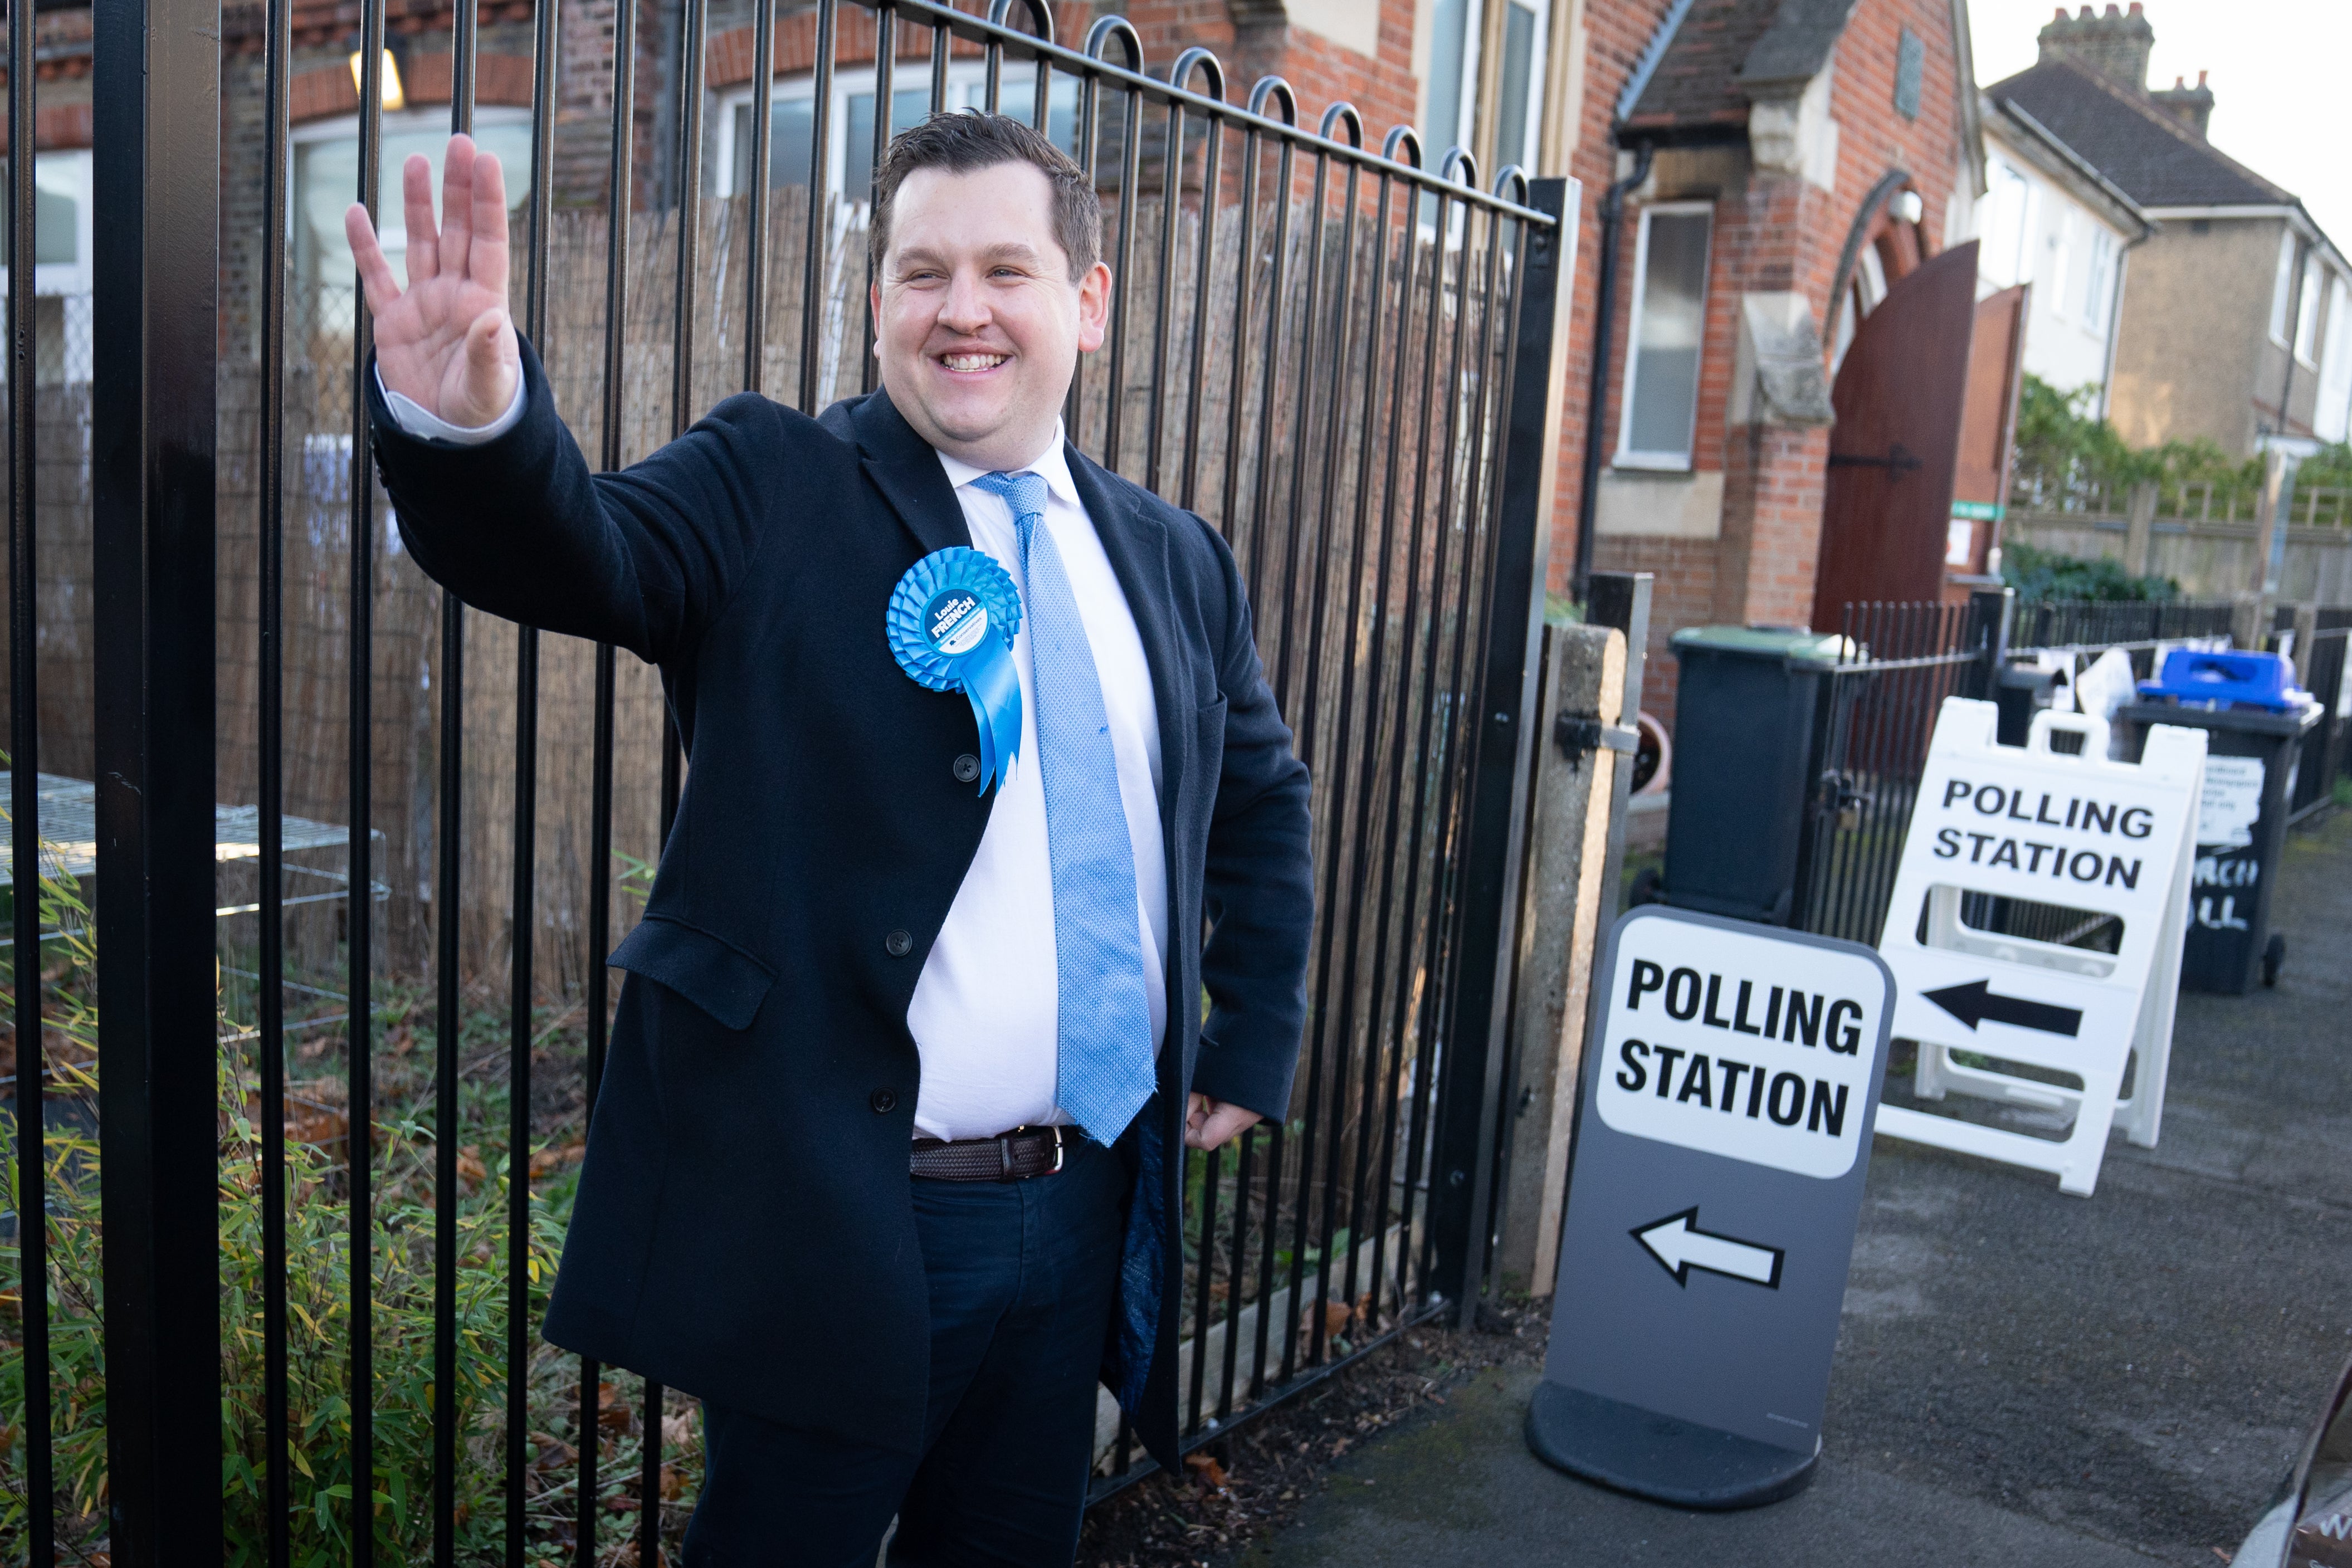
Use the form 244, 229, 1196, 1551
2296, 256, 2323, 360
298, 119, 534, 296
1625, 210, 1710, 461
1494, 2, 1538, 175
2272, 231, 2297, 342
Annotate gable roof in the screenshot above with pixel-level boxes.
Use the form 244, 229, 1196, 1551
1987, 54, 2290, 211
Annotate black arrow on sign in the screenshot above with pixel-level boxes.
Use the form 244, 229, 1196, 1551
1922, 979, 2082, 1038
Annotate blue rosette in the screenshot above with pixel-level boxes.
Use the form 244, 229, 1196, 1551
887, 546, 1024, 794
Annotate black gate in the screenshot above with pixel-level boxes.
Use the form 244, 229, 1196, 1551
9, 0, 1568, 1559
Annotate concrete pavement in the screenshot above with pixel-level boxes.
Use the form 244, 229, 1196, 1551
1243, 808, 2352, 1566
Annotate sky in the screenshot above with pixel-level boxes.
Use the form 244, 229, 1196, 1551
1965, 0, 2352, 247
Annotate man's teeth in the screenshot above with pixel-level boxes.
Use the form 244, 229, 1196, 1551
941, 353, 1007, 372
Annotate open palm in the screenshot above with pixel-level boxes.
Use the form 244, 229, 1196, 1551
345, 134, 520, 429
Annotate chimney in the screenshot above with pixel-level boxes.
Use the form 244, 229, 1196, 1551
2151, 67, 2215, 140
2037, 1, 2156, 92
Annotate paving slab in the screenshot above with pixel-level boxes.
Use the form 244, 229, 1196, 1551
1246, 809, 2352, 1567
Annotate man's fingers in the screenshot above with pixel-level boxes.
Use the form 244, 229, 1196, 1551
344, 203, 404, 317
469, 149, 511, 299
401, 154, 437, 285
458, 307, 520, 426
439, 134, 477, 283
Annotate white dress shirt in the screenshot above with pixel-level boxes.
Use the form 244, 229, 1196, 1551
918, 428, 1167, 1141
380, 376, 1168, 1142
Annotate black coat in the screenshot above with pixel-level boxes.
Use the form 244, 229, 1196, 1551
367, 341, 1314, 1468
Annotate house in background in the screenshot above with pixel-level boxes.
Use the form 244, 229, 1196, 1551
1563, 0, 1987, 710
1989, 2, 2352, 455
1968, 81, 2151, 414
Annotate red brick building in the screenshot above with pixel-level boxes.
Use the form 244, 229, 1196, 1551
1559, 0, 1985, 720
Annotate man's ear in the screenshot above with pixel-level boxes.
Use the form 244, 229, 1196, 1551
1075, 260, 1112, 354
869, 279, 883, 354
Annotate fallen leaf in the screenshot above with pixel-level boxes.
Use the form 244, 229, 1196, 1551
457, 1145, 487, 1190
531, 1140, 587, 1178
596, 1381, 632, 1432
1183, 1454, 1228, 1489
660, 1462, 688, 1500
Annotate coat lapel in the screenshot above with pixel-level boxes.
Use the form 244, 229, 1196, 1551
1065, 446, 1184, 819
847, 387, 972, 557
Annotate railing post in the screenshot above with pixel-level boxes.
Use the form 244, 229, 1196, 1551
1429, 175, 1575, 1324
91, 0, 225, 1553
1962, 585, 2014, 701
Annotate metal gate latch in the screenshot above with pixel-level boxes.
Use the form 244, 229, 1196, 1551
1554, 712, 1639, 770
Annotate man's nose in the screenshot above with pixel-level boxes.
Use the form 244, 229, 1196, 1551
938, 268, 990, 334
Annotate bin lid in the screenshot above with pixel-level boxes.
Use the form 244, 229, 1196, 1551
1670, 624, 1852, 668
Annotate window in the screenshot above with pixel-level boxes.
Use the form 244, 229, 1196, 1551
2295, 253, 2324, 366
2270, 229, 2299, 345
715, 63, 1080, 201
1491, 0, 1547, 177
0, 150, 92, 294
293, 108, 536, 339
2045, 207, 2071, 314
2319, 276, 2352, 444
1977, 160, 2031, 289
1617, 203, 1712, 470
2081, 226, 2119, 336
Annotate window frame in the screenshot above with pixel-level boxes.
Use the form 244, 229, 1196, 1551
289, 104, 536, 295
2294, 252, 2324, 368
1614, 199, 1715, 473
0, 148, 94, 298
1490, 0, 1549, 179
711, 61, 1078, 203
2270, 229, 2299, 347
2318, 273, 2352, 444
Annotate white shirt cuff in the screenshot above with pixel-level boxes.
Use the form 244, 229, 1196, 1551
377, 365, 526, 446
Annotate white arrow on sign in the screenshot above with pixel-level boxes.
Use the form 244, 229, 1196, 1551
1632, 1208, 1786, 1289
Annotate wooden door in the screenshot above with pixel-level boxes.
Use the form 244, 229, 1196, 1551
1810, 242, 1981, 629
1946, 283, 2029, 597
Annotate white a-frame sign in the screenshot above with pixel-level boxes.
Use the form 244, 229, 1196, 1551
1873, 698, 2206, 1196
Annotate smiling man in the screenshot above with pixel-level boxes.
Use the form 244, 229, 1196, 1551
350, 114, 1313, 1565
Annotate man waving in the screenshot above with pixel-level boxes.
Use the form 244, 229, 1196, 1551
350, 113, 1313, 1565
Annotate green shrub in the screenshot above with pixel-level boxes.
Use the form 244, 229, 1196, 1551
0, 820, 691, 1564
2000, 538, 2180, 604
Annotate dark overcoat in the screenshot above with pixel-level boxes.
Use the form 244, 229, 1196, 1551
366, 341, 1315, 1468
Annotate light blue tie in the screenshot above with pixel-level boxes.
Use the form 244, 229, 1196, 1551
970, 470, 1156, 1146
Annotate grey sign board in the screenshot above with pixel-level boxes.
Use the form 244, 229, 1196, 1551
1529, 906, 1896, 1507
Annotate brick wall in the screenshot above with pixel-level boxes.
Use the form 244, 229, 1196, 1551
1559, 0, 1971, 726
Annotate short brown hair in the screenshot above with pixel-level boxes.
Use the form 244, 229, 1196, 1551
869, 110, 1102, 281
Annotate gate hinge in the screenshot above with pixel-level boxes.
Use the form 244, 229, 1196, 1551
1554, 713, 1639, 769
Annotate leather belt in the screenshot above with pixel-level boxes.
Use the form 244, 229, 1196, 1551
910, 1125, 1069, 1182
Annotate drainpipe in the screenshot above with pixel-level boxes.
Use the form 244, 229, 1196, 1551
1573, 140, 1656, 605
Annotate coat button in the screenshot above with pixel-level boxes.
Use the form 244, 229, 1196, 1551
952, 753, 981, 784
885, 929, 913, 958
870, 1087, 898, 1114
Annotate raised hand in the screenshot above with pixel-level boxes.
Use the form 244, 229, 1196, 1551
345, 134, 520, 429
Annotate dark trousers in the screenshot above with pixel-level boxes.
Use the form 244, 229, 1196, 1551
680, 1136, 1127, 1567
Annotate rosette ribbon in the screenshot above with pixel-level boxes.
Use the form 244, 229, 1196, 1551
886, 546, 1024, 794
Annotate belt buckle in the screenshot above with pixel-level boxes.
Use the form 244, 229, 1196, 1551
1050, 1125, 1066, 1174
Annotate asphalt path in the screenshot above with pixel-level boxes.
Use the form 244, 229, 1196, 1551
1245, 808, 2352, 1566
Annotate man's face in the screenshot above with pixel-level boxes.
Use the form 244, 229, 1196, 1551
872, 160, 1111, 472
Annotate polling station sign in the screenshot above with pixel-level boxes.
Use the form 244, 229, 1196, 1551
1532, 906, 1895, 1507
1874, 701, 2203, 1196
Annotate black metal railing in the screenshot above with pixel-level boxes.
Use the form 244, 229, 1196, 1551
2285, 619, 2349, 823
1789, 593, 2241, 949
13, 0, 1567, 1560
2009, 597, 2236, 654
1788, 600, 1990, 946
